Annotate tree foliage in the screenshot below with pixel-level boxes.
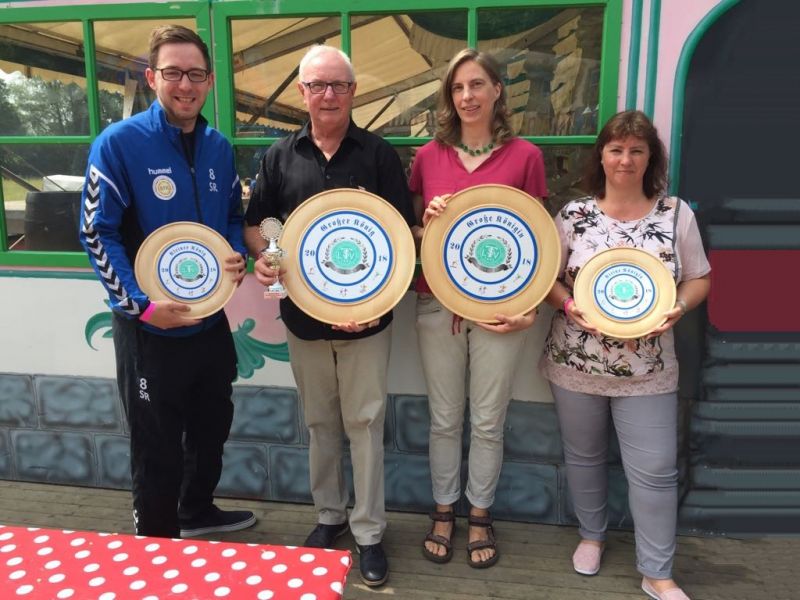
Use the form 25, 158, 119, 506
0, 74, 127, 181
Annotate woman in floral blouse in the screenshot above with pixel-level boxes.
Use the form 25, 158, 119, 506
540, 110, 710, 600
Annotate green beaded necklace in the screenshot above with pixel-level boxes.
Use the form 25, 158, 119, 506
457, 141, 495, 156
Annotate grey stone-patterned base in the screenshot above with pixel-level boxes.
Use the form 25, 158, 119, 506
94, 434, 131, 489
37, 377, 120, 431
12, 430, 96, 486
562, 466, 633, 530
0, 429, 13, 479
0, 372, 632, 528
492, 461, 559, 523
0, 374, 36, 428
230, 387, 300, 444
217, 441, 269, 499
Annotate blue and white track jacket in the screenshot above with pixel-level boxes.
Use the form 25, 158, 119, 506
79, 101, 245, 336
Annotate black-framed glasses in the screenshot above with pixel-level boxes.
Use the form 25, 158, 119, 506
302, 81, 353, 95
155, 67, 210, 83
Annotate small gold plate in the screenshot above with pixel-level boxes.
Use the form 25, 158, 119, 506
134, 221, 238, 318
573, 246, 677, 339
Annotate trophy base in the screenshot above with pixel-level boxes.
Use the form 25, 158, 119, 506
264, 285, 288, 300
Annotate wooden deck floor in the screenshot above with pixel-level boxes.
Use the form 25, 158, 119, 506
0, 481, 792, 599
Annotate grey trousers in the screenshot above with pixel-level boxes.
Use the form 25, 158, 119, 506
416, 295, 529, 508
550, 383, 679, 579
287, 326, 391, 546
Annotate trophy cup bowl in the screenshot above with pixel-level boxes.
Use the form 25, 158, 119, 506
259, 217, 288, 299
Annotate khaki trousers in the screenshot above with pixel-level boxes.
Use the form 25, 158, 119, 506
416, 295, 529, 508
287, 326, 391, 545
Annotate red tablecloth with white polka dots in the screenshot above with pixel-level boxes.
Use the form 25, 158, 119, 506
0, 524, 351, 599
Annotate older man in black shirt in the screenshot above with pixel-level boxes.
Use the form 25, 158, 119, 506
244, 45, 414, 587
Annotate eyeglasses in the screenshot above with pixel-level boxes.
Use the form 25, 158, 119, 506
155, 67, 210, 83
301, 81, 353, 95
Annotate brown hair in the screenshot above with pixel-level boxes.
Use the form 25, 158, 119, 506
434, 48, 514, 147
148, 25, 210, 71
584, 110, 668, 199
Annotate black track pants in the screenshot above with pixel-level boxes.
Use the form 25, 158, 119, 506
112, 313, 236, 538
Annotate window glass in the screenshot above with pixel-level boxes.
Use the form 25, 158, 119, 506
92, 18, 197, 128
540, 144, 594, 215
350, 12, 466, 136
393, 145, 417, 183
0, 22, 88, 135
477, 7, 603, 136
231, 17, 342, 136
2, 143, 89, 252
234, 144, 269, 212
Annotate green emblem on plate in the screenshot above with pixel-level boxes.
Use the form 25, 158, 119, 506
176, 257, 202, 282
613, 280, 636, 301
331, 240, 362, 270
475, 238, 506, 269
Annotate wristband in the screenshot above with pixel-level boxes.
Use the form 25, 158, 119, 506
675, 299, 688, 315
563, 297, 574, 314
139, 301, 157, 323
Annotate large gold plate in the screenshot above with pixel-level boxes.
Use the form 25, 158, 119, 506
420, 184, 560, 322
573, 246, 677, 339
134, 221, 237, 318
279, 188, 416, 325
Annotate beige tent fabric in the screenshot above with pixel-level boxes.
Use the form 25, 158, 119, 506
0, 7, 601, 136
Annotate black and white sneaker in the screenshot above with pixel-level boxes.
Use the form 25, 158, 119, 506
180, 506, 257, 538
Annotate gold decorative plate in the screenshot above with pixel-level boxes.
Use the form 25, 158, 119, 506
134, 221, 237, 318
420, 184, 560, 322
573, 246, 677, 339
279, 188, 416, 325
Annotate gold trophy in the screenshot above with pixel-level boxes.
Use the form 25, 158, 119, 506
259, 217, 288, 299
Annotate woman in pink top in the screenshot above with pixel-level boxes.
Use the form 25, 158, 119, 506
541, 111, 710, 600
410, 48, 547, 569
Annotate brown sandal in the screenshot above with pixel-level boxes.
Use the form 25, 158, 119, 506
466, 513, 499, 568
422, 508, 456, 564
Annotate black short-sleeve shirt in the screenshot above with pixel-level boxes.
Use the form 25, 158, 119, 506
245, 120, 414, 341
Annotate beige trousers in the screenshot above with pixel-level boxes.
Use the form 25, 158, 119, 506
287, 325, 391, 545
416, 295, 529, 508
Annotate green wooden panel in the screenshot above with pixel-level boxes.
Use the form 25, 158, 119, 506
706, 333, 800, 363
713, 198, 800, 223
680, 505, 800, 534
704, 365, 800, 388
692, 466, 800, 491
706, 225, 800, 250
705, 388, 800, 404
693, 402, 800, 421
684, 490, 800, 509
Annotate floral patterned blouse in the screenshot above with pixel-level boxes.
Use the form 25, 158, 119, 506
539, 196, 711, 396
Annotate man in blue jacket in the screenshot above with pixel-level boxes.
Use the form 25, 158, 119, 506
79, 25, 255, 539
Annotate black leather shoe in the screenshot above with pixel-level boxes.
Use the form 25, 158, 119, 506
303, 522, 349, 548
357, 542, 388, 587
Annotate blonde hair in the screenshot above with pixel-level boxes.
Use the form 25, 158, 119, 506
434, 48, 513, 147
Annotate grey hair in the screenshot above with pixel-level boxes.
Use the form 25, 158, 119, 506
298, 45, 355, 81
